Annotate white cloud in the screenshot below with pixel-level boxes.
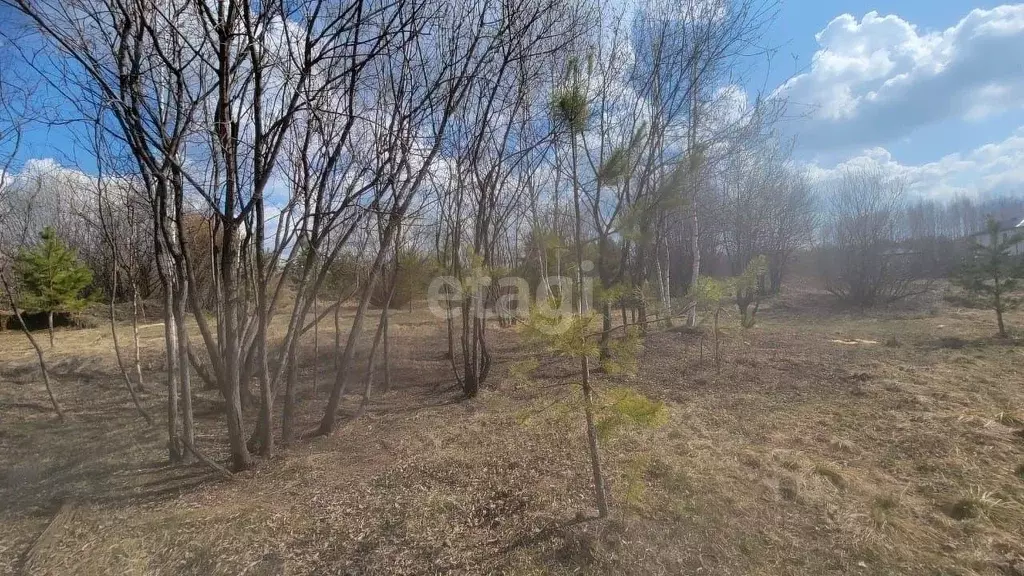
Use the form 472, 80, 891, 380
805, 127, 1024, 199
778, 5, 1024, 151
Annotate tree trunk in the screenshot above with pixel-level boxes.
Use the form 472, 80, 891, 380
219, 222, 251, 471
687, 71, 702, 329
2, 275, 65, 423
687, 204, 700, 328
334, 290, 343, 376
382, 306, 393, 393
599, 299, 612, 360
47, 311, 54, 348
108, 269, 153, 425
162, 282, 182, 462
253, 197, 273, 458
360, 306, 388, 412
255, 326, 273, 457
571, 132, 608, 519
660, 242, 672, 323
655, 252, 669, 325
130, 284, 146, 393
282, 341, 300, 445
461, 296, 479, 397
383, 244, 398, 393
714, 308, 721, 372
174, 278, 195, 463
312, 295, 319, 397
319, 226, 398, 436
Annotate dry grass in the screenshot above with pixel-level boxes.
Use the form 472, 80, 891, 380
2, 281, 1024, 574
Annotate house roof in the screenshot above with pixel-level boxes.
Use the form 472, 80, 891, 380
996, 216, 1024, 230
970, 216, 1024, 236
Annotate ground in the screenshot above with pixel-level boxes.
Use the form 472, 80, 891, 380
1, 281, 1023, 575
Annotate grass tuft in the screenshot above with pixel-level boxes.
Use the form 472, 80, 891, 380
944, 488, 1002, 521
812, 462, 848, 490
869, 493, 901, 530
828, 436, 859, 454
938, 336, 968, 349
994, 412, 1024, 427
779, 475, 799, 501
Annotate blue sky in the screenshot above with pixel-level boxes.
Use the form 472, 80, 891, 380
4, 1, 1024, 200
763, 1, 1024, 198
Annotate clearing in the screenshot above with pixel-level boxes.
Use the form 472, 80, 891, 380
1, 282, 1023, 575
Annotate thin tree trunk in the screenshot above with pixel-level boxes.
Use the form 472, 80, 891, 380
255, 323, 273, 457
461, 295, 478, 397
130, 284, 146, 393
655, 254, 668, 320
319, 227, 397, 436
253, 188, 274, 458
688, 205, 700, 328
382, 306, 392, 393
687, 68, 701, 328
47, 311, 54, 348
174, 281, 195, 463
383, 243, 398, 394
163, 278, 182, 463
600, 300, 612, 360
446, 288, 456, 361
571, 132, 608, 518
360, 306, 388, 413
108, 268, 153, 425
312, 294, 319, 397
661, 243, 671, 322
2, 274, 64, 423
282, 342, 299, 445
714, 308, 721, 373
334, 290, 343, 376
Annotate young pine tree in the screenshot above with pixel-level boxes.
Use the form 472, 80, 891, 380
954, 217, 1023, 337
735, 255, 768, 329
14, 226, 94, 347
551, 56, 609, 518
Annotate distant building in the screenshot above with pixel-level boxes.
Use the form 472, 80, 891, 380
970, 216, 1024, 255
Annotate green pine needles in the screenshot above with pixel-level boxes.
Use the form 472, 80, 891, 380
735, 255, 768, 328
551, 58, 589, 136
595, 386, 668, 441
954, 217, 1023, 337
14, 226, 94, 345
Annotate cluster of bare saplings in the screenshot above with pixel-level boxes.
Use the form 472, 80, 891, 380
0, 0, 1022, 518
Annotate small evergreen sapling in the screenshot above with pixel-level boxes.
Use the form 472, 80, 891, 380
954, 218, 1023, 337
14, 226, 94, 346
689, 276, 730, 370
735, 255, 768, 328
551, 55, 610, 518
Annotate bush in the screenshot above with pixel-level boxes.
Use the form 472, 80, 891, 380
370, 250, 436, 309
4, 311, 76, 332
819, 169, 931, 306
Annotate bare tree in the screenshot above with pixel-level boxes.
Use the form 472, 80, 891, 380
821, 168, 929, 306
718, 137, 814, 293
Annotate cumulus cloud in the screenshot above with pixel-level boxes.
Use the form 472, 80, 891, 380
805, 127, 1024, 199
778, 5, 1024, 151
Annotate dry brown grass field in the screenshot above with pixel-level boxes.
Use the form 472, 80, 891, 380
1, 281, 1023, 575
